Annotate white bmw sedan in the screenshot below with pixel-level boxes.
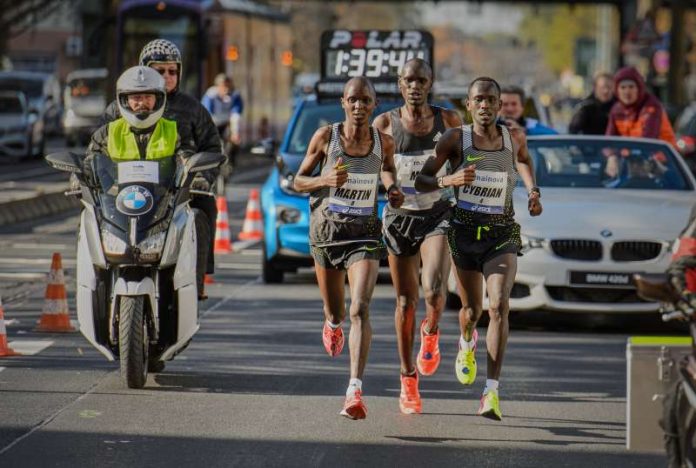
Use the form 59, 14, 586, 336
448, 135, 696, 313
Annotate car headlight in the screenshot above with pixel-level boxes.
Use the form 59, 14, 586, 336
277, 206, 300, 224
101, 229, 127, 256
520, 234, 544, 253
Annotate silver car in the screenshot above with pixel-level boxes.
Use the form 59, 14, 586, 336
0, 91, 41, 159
448, 135, 696, 313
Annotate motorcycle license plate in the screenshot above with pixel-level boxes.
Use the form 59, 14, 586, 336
569, 271, 635, 288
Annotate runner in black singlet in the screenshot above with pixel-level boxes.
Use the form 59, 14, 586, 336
293, 77, 404, 420
373, 59, 462, 414
415, 77, 542, 421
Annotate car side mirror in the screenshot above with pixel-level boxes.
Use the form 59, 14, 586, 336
46, 151, 83, 174
251, 138, 277, 158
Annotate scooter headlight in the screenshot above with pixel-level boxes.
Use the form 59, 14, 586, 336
137, 231, 167, 261
101, 229, 127, 255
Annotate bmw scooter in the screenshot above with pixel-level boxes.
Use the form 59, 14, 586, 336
46, 151, 225, 388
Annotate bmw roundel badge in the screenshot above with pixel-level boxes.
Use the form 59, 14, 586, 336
116, 185, 154, 215
600, 229, 613, 238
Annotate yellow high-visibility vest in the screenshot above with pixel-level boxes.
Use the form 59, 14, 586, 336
107, 117, 177, 161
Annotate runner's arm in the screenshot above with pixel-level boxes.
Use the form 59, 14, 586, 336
379, 132, 404, 208
511, 129, 542, 216
415, 127, 472, 192
441, 108, 463, 129
372, 112, 392, 136
293, 126, 345, 192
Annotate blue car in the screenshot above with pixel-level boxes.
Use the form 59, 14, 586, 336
261, 95, 451, 283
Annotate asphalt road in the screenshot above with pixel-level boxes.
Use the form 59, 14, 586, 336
0, 155, 669, 467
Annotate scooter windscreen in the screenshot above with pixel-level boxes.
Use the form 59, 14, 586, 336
92, 154, 178, 258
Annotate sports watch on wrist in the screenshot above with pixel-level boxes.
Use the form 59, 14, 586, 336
529, 186, 541, 197
437, 176, 446, 189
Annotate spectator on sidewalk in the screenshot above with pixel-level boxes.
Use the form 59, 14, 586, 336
606, 66, 676, 146
202, 73, 244, 169
569, 72, 615, 135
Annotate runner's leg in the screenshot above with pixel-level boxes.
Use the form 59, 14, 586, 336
420, 234, 450, 332
388, 253, 420, 374
314, 262, 346, 326
482, 253, 517, 380
346, 259, 379, 379
455, 267, 484, 340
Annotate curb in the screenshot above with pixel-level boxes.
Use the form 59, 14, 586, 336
0, 190, 80, 226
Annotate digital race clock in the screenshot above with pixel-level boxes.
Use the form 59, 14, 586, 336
318, 30, 434, 96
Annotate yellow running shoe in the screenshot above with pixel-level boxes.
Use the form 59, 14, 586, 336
455, 328, 478, 385
478, 389, 502, 421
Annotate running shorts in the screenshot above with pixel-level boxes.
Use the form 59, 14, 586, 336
448, 222, 521, 272
311, 241, 385, 270
383, 205, 452, 257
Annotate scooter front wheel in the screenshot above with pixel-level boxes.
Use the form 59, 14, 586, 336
119, 296, 148, 389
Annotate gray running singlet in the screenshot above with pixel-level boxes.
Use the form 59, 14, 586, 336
453, 124, 517, 225
309, 123, 383, 247
388, 106, 452, 212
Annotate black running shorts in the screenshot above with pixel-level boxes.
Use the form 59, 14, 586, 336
311, 241, 385, 270
448, 222, 521, 272
383, 205, 452, 257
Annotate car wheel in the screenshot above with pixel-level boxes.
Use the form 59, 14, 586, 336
262, 243, 284, 284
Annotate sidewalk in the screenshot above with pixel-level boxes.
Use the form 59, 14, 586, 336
0, 181, 79, 226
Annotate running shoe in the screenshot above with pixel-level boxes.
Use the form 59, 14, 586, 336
455, 328, 478, 385
417, 319, 441, 376
478, 389, 502, 421
322, 321, 344, 357
340, 389, 367, 420
399, 373, 422, 414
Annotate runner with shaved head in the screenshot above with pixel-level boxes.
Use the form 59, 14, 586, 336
294, 77, 404, 419
416, 76, 542, 421
374, 58, 462, 414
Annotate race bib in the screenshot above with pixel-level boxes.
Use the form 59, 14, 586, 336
396, 151, 448, 210
457, 170, 507, 214
328, 173, 378, 216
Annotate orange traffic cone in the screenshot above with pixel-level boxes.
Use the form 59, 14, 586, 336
238, 189, 263, 241
36, 252, 75, 332
214, 195, 232, 254
204, 274, 215, 284
0, 296, 20, 357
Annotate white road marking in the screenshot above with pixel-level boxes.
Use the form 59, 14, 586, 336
230, 239, 260, 251
0, 258, 76, 266
0, 272, 46, 281
0, 367, 5, 373
217, 262, 260, 270
10, 243, 73, 250
8, 340, 53, 355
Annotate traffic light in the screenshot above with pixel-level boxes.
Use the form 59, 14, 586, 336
226, 45, 239, 62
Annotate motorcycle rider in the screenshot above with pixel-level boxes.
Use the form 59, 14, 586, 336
102, 39, 221, 300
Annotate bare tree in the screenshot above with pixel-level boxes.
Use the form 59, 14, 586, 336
0, 0, 67, 55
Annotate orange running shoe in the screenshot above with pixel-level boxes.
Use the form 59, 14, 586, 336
399, 373, 422, 414
322, 321, 344, 357
417, 319, 441, 376
340, 390, 367, 420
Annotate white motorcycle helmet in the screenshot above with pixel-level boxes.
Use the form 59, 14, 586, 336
116, 66, 166, 129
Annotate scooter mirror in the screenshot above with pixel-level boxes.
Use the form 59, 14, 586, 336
46, 151, 83, 174
184, 152, 227, 174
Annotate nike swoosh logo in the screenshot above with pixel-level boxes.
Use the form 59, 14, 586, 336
495, 240, 511, 250
466, 155, 484, 162
364, 245, 381, 252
